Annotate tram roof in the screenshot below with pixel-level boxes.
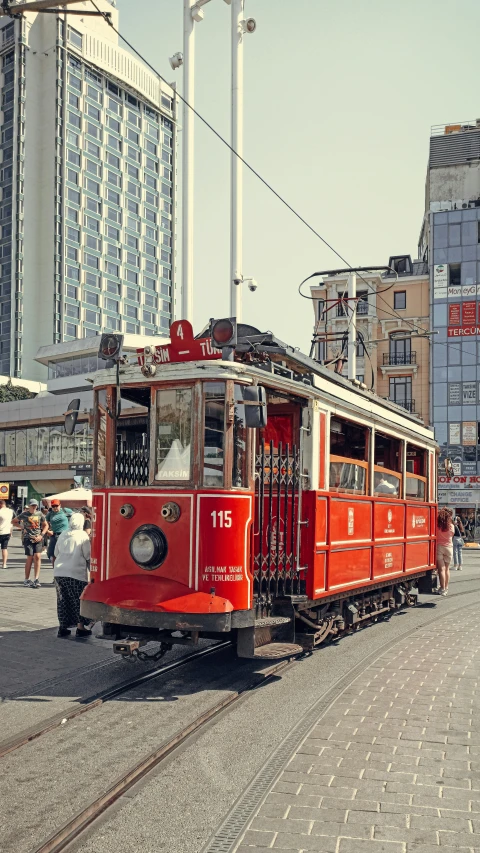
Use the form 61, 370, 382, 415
93, 323, 435, 445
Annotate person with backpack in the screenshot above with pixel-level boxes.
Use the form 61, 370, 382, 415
452, 515, 465, 571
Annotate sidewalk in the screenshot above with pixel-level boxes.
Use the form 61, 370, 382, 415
0, 532, 115, 699
237, 564, 480, 852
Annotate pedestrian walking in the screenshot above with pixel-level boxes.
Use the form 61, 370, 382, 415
436, 507, 454, 596
54, 513, 93, 638
0, 498, 14, 569
452, 515, 465, 571
13, 498, 49, 588
46, 500, 72, 567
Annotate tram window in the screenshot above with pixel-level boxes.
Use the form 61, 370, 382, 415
406, 443, 427, 476
203, 382, 225, 487
406, 443, 427, 501
329, 417, 368, 494
406, 476, 426, 501
329, 459, 366, 495
95, 390, 107, 487
374, 432, 401, 497
233, 384, 248, 488
330, 418, 367, 460
155, 388, 192, 481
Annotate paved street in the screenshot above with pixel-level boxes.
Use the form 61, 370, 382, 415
235, 561, 480, 853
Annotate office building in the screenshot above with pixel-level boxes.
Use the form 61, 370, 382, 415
310, 256, 430, 424
0, 1, 176, 381
419, 120, 480, 528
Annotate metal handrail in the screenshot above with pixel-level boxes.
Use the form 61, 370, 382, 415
383, 352, 416, 366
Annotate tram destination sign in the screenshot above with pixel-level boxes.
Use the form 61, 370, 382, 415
137, 320, 222, 367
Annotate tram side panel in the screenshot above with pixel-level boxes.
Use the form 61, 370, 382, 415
302, 491, 436, 602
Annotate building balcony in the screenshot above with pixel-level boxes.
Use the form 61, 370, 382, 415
383, 352, 416, 366
384, 397, 417, 414
336, 300, 371, 318
380, 352, 418, 377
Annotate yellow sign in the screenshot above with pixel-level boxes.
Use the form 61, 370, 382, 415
0, 482, 10, 498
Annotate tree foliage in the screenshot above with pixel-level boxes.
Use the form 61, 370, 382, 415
0, 380, 36, 402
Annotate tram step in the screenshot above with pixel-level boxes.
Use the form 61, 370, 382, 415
253, 642, 304, 659
254, 616, 291, 628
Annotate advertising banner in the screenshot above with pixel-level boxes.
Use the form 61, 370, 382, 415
449, 423, 461, 444
462, 302, 477, 324
448, 325, 480, 337
463, 422, 477, 445
463, 382, 477, 404
433, 264, 448, 299
448, 383, 461, 404
448, 303, 460, 325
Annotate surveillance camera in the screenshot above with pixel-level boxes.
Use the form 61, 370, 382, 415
233, 277, 242, 286
248, 281, 258, 292
169, 52, 183, 71
241, 17, 257, 33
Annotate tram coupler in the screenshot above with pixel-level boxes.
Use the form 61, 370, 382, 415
113, 639, 147, 658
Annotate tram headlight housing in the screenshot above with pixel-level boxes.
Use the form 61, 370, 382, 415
129, 525, 168, 571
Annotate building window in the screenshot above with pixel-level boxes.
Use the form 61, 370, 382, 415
85, 291, 99, 306
106, 316, 120, 331
68, 26, 83, 49
389, 375, 412, 408
66, 285, 77, 299
389, 332, 411, 365
85, 309, 99, 325
449, 263, 461, 286
65, 303, 80, 319
66, 265, 80, 281
65, 322, 78, 337
87, 140, 100, 160
394, 291, 406, 310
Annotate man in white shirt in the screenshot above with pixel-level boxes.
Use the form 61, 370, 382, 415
0, 498, 14, 569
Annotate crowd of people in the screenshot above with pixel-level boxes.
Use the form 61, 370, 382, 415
0, 497, 93, 638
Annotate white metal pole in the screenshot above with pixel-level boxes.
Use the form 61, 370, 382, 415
347, 272, 356, 380
230, 0, 244, 320
182, 0, 195, 323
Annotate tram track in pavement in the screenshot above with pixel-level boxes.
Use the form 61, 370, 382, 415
0, 641, 231, 760
15, 577, 480, 853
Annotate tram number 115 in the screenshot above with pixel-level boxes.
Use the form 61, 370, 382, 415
211, 510, 232, 528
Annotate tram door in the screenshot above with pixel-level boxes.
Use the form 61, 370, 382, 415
253, 398, 304, 610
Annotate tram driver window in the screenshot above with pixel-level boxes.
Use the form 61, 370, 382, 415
203, 383, 225, 487
329, 418, 368, 495
374, 432, 401, 497
155, 387, 192, 481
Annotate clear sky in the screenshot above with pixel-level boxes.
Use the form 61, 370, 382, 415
116, 0, 480, 352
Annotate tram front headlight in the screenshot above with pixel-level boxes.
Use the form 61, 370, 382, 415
129, 525, 168, 571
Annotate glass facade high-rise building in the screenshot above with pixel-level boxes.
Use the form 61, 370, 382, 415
0, 2, 176, 380
419, 120, 480, 529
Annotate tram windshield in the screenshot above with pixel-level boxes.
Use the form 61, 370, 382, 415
155, 388, 192, 481
93, 379, 251, 489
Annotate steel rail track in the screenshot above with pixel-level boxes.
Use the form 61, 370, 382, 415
30, 656, 295, 853
0, 641, 231, 760
27, 580, 480, 853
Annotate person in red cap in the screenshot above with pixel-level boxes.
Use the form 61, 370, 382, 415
46, 500, 72, 567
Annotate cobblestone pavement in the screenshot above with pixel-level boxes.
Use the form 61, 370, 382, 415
235, 591, 480, 852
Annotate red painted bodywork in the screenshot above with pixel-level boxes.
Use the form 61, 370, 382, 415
300, 491, 437, 601
86, 483, 436, 624
86, 489, 253, 617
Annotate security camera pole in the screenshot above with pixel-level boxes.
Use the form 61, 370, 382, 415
230, 0, 244, 321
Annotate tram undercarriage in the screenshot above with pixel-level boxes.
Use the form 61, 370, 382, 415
92, 569, 437, 661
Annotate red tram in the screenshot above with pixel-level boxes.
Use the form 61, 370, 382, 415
79, 319, 438, 659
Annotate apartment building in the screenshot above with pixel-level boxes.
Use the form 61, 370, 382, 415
310, 255, 430, 424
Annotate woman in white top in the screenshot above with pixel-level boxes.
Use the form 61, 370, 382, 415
54, 513, 92, 639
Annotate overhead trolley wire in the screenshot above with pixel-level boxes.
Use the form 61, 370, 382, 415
89, 0, 471, 364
